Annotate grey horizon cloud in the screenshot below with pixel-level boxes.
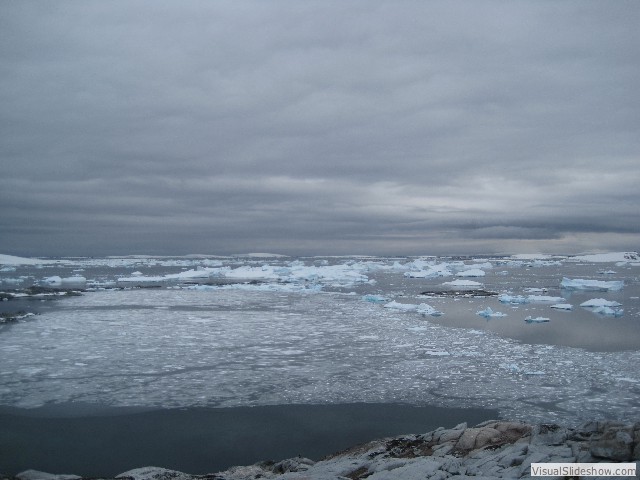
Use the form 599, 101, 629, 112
1, 1, 639, 257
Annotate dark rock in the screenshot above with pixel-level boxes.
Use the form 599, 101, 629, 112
590, 424, 634, 461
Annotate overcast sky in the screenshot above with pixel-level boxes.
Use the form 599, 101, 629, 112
1, 1, 638, 257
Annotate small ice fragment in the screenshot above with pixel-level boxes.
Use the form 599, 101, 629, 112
442, 279, 483, 287
383, 301, 418, 311
455, 269, 485, 277
550, 304, 573, 310
416, 303, 443, 316
362, 294, 388, 303
525, 316, 550, 323
476, 307, 507, 318
498, 294, 528, 304
591, 306, 624, 317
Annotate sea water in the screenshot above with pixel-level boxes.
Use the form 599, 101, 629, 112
0, 254, 639, 474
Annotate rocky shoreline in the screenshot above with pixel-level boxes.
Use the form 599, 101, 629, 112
7, 420, 639, 480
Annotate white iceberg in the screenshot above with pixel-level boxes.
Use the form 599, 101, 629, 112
560, 277, 624, 291
476, 307, 507, 318
383, 300, 418, 311
580, 298, 624, 317
416, 303, 443, 316
591, 306, 624, 317
580, 298, 622, 307
525, 316, 550, 323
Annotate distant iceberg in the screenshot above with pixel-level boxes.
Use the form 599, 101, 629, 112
560, 277, 624, 291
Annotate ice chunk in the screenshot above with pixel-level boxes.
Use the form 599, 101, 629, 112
560, 277, 624, 291
498, 294, 528, 304
476, 307, 507, 318
416, 303, 444, 316
580, 298, 622, 307
580, 299, 624, 316
590, 306, 624, 317
525, 316, 550, 323
362, 294, 388, 303
384, 300, 418, 311
382, 301, 442, 316
455, 269, 485, 277
550, 304, 573, 310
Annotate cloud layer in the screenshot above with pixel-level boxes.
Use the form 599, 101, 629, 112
1, 1, 638, 256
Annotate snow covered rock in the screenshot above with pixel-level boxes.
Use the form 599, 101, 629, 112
15, 420, 640, 480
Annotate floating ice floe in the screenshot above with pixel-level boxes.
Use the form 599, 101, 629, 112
580, 298, 623, 307
442, 279, 483, 288
498, 294, 528, 304
525, 316, 550, 323
455, 269, 485, 277
590, 306, 624, 317
525, 295, 565, 303
498, 294, 564, 304
580, 299, 624, 317
560, 277, 624, 291
383, 301, 442, 316
476, 307, 507, 318
550, 304, 573, 310
362, 294, 388, 304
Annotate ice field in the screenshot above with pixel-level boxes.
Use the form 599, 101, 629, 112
1, 252, 639, 425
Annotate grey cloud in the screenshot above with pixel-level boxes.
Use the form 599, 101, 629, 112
1, 1, 638, 256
